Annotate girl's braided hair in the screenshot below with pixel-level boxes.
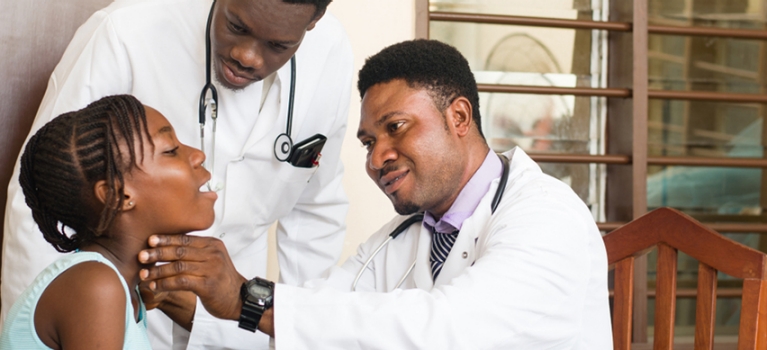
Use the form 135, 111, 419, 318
19, 95, 151, 252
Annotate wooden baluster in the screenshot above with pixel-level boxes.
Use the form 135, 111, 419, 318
654, 244, 677, 350
694, 263, 717, 350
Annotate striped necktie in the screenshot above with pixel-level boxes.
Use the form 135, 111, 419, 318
430, 229, 460, 280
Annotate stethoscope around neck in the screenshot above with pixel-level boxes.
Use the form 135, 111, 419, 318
351, 153, 511, 291
198, 0, 297, 191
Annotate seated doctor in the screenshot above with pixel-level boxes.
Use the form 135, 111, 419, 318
138, 39, 613, 349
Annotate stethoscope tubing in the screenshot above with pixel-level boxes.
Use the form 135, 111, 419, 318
351, 213, 424, 291
199, 0, 218, 127
199, 0, 297, 169
351, 154, 510, 291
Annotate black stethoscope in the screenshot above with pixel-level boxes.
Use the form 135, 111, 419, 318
351, 154, 511, 291
198, 0, 297, 189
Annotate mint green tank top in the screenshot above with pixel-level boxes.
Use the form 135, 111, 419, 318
0, 252, 152, 349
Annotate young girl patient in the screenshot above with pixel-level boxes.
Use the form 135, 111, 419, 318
0, 95, 217, 349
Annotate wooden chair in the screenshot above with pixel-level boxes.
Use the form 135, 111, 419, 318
604, 207, 767, 350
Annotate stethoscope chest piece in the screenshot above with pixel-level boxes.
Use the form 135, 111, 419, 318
274, 133, 293, 161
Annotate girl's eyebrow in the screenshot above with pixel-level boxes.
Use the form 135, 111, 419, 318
153, 125, 173, 137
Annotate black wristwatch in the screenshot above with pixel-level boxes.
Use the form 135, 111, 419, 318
238, 277, 275, 332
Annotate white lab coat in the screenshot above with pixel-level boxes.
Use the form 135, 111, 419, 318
274, 148, 613, 349
1, 0, 353, 349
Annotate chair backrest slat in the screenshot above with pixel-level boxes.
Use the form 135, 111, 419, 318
613, 258, 635, 350
694, 263, 717, 350
604, 208, 767, 350
738, 279, 767, 350
653, 243, 677, 350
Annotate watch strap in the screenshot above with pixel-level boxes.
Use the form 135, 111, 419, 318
238, 278, 274, 332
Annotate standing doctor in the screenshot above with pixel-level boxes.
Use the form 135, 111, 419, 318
139, 39, 613, 349
1, 0, 352, 349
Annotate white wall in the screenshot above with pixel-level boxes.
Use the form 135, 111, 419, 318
267, 0, 416, 280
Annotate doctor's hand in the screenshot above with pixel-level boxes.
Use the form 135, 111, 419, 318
138, 235, 247, 323
139, 285, 197, 331
139, 281, 168, 311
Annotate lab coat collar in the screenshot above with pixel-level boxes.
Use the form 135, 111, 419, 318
240, 61, 292, 153
416, 148, 519, 289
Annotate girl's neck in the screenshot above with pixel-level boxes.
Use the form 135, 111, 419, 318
80, 232, 151, 290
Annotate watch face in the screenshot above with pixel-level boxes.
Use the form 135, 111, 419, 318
248, 283, 271, 298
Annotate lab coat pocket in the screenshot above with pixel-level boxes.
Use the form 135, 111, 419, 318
260, 165, 318, 222
278, 163, 319, 183
224, 160, 319, 228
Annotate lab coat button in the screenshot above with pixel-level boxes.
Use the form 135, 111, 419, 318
462, 252, 468, 259
219, 232, 226, 238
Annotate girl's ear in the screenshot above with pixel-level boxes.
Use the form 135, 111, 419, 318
93, 180, 135, 211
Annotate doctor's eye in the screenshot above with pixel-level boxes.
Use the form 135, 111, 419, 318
227, 21, 247, 34
268, 41, 288, 52
360, 140, 374, 151
387, 121, 405, 133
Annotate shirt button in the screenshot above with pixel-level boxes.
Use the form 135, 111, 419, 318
462, 252, 468, 259
219, 232, 226, 238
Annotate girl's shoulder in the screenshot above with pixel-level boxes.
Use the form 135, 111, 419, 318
35, 254, 129, 349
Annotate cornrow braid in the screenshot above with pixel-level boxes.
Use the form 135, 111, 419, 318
19, 95, 151, 252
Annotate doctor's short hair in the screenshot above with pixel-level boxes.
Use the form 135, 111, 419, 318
18, 95, 151, 253
282, 0, 332, 18
357, 39, 484, 138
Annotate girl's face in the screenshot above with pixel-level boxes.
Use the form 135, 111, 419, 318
125, 106, 217, 234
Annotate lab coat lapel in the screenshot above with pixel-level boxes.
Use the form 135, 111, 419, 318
433, 150, 513, 287
412, 223, 435, 291
241, 63, 291, 154
383, 222, 421, 291
434, 190, 493, 287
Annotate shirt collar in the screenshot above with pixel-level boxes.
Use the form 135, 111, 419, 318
423, 150, 503, 234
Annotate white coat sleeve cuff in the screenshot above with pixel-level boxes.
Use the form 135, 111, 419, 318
273, 284, 299, 350
188, 297, 271, 349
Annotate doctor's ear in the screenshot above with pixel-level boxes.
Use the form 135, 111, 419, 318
446, 96, 473, 137
93, 180, 136, 211
305, 9, 326, 31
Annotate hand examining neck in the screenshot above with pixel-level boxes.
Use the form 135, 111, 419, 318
137, 234, 251, 328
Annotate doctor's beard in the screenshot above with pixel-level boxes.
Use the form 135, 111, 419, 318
389, 194, 421, 216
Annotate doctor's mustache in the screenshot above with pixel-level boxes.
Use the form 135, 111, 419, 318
222, 57, 256, 76
378, 163, 403, 180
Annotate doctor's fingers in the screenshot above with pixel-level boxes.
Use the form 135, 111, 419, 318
139, 235, 229, 264
141, 259, 211, 281
147, 234, 216, 249
139, 245, 245, 296
142, 262, 237, 296
142, 265, 247, 321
